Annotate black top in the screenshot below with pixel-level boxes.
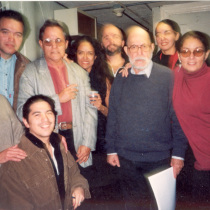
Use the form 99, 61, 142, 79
153, 50, 179, 69
90, 57, 129, 153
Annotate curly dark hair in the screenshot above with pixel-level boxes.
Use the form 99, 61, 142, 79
69, 35, 114, 104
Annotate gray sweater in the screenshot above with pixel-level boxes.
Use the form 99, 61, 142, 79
106, 63, 187, 162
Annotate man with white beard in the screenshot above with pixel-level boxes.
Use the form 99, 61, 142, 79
105, 26, 187, 209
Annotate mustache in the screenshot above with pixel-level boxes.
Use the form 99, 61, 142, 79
107, 44, 118, 48
129, 56, 150, 70
104, 45, 122, 56
133, 56, 147, 62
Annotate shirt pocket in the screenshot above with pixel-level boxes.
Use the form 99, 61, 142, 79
23, 170, 59, 207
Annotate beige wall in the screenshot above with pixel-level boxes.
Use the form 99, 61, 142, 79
1, 1, 64, 61
152, 1, 210, 63
2, 1, 210, 61
153, 2, 210, 35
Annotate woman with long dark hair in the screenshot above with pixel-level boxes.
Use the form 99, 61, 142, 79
69, 36, 119, 203
70, 35, 113, 153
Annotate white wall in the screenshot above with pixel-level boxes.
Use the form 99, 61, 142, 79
1, 1, 64, 61
152, 2, 210, 39
2, 1, 209, 61
152, 1, 210, 63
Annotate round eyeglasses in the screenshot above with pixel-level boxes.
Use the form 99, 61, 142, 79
43, 38, 64, 46
128, 44, 150, 53
180, 48, 205, 57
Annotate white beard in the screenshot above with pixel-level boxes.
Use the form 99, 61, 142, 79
129, 53, 153, 70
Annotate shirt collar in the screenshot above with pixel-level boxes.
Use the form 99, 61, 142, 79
130, 61, 153, 78
25, 131, 61, 149
0, 54, 17, 63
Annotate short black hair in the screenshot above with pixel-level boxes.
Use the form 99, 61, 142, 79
23, 95, 57, 121
177, 31, 210, 52
39, 19, 68, 41
0, 10, 25, 32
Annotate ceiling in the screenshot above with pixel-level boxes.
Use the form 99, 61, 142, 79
56, 1, 193, 32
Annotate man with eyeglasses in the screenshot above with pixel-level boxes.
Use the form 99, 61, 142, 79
0, 10, 30, 111
100, 24, 129, 77
17, 19, 97, 170
106, 26, 187, 209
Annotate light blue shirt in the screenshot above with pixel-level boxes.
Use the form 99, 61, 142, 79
0, 54, 17, 106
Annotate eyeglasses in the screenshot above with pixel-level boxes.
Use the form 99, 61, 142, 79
43, 38, 64, 46
127, 44, 150, 53
180, 48, 205, 57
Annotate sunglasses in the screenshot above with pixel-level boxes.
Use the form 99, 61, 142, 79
43, 38, 64, 46
180, 48, 205, 57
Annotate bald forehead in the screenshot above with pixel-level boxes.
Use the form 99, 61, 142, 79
102, 24, 123, 39
126, 26, 151, 45
103, 24, 120, 32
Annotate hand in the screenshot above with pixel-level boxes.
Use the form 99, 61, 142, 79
170, 158, 184, 178
76, 145, 91, 164
90, 93, 102, 110
63, 53, 73, 64
61, 136, 68, 153
107, 154, 120, 167
0, 145, 27, 164
59, 84, 78, 103
119, 63, 131, 77
72, 187, 85, 209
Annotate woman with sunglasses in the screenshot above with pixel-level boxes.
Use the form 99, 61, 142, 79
153, 19, 181, 70
173, 31, 210, 202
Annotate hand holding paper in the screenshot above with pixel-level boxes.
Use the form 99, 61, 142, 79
170, 158, 184, 178
148, 167, 176, 210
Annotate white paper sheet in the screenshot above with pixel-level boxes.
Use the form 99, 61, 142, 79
148, 167, 176, 210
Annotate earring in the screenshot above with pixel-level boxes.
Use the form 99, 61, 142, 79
178, 60, 182, 72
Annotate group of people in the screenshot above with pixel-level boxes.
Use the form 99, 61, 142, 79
0, 8, 209, 210
0, 10, 93, 210
119, 19, 210, 207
